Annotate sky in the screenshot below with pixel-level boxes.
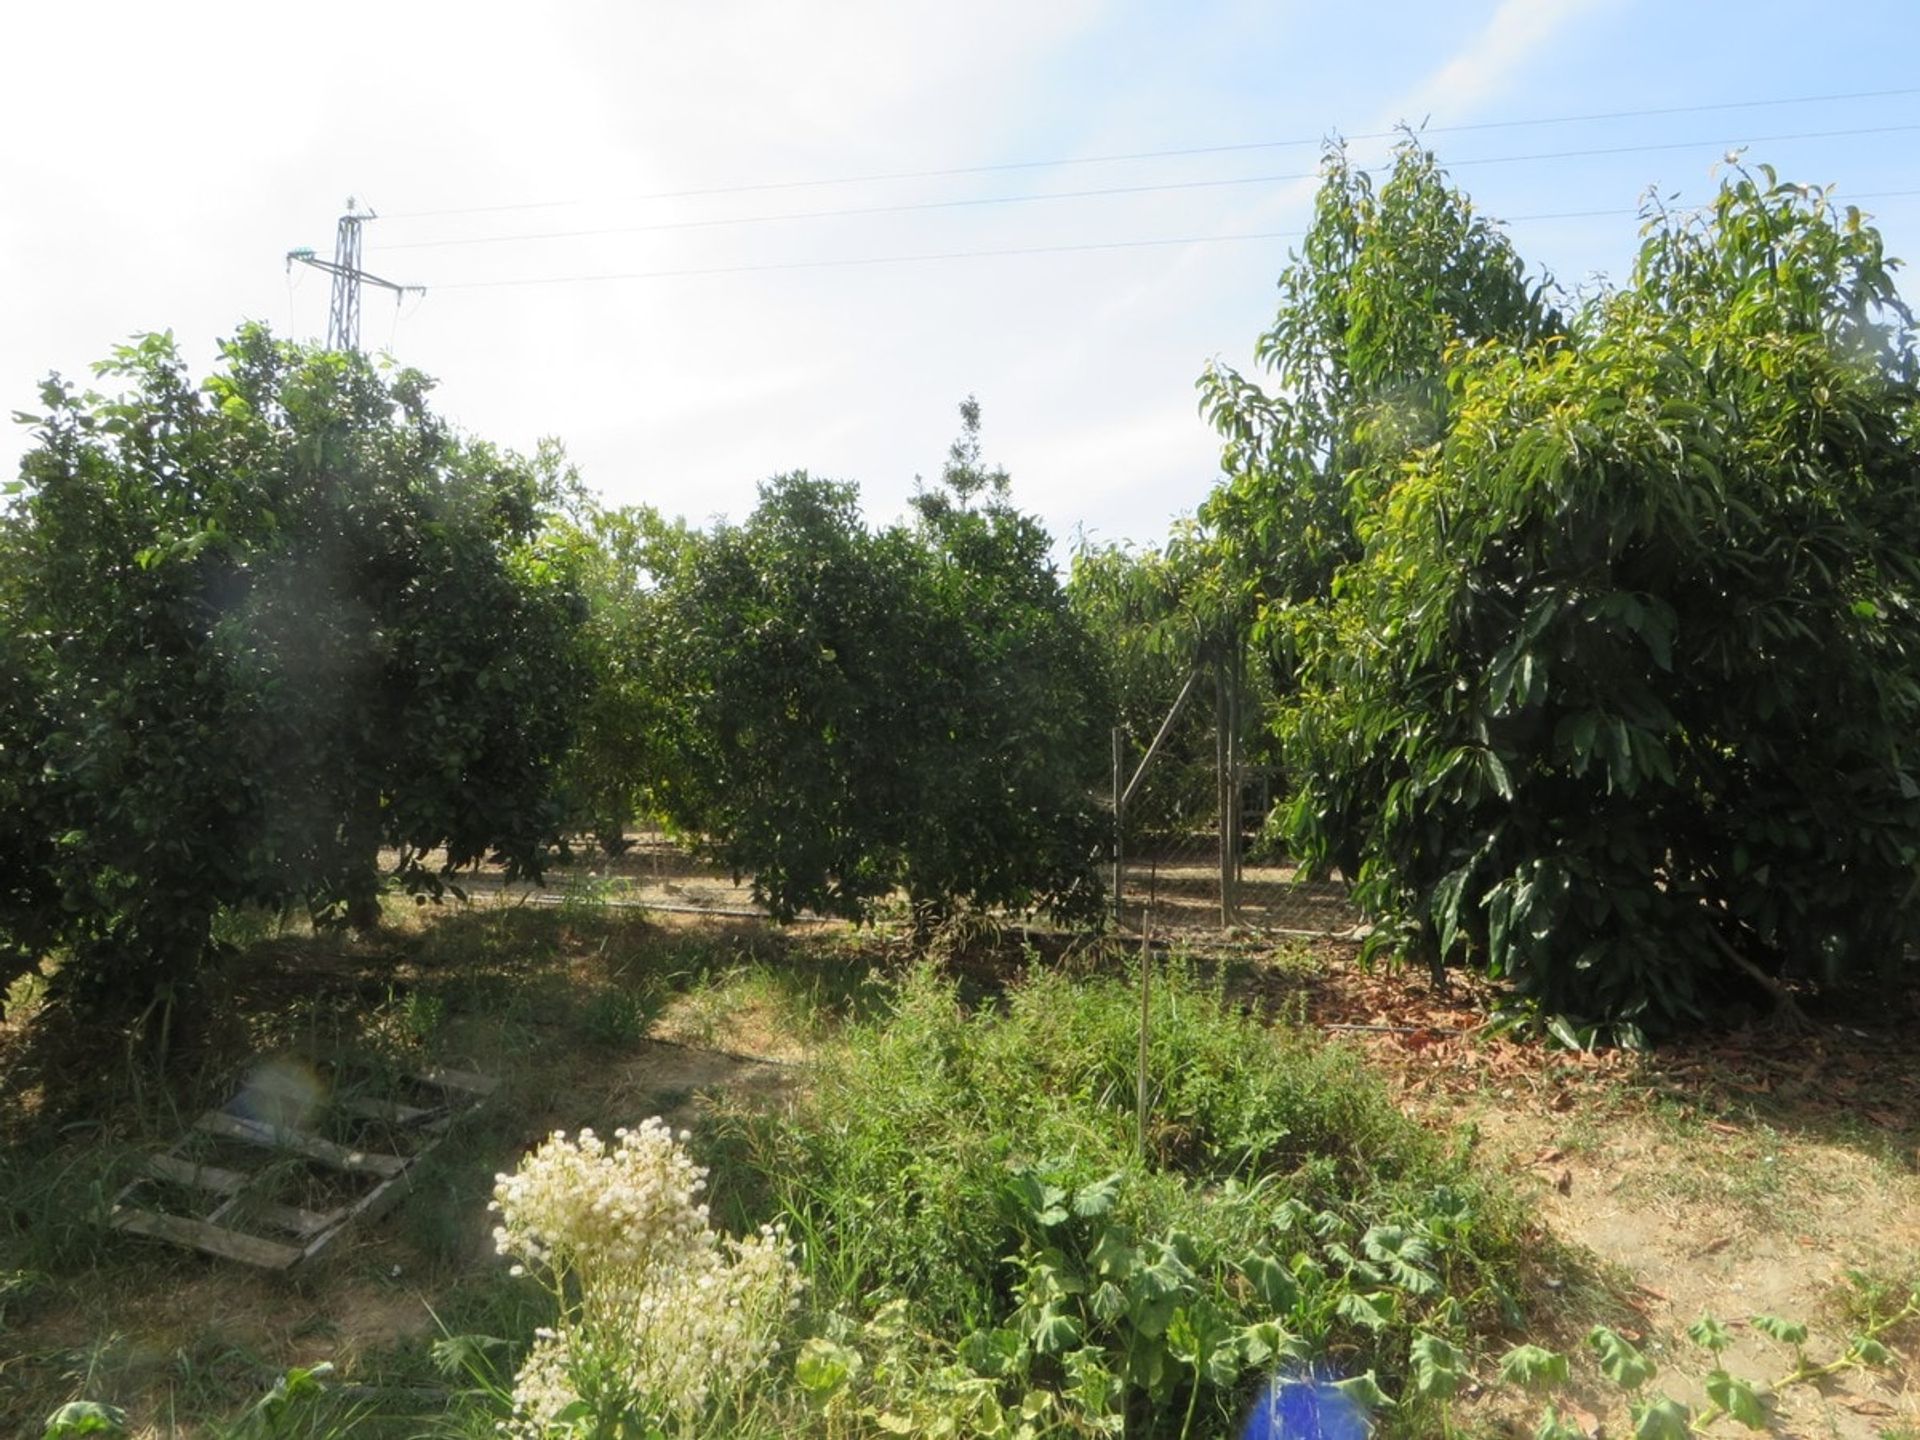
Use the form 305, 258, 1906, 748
3, 1, 1917, 561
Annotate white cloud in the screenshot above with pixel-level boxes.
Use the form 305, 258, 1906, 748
1390, 0, 1620, 130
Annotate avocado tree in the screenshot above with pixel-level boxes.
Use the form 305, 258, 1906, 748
0, 325, 587, 1015
1198, 139, 1556, 633
1245, 162, 1920, 1031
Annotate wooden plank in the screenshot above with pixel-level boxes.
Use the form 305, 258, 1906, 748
195, 1110, 406, 1178
413, 1066, 498, 1098
112, 1207, 303, 1270
337, 1095, 440, 1126
144, 1155, 337, 1238
300, 1168, 415, 1264
145, 1152, 254, 1197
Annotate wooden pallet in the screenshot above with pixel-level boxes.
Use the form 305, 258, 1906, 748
111, 1063, 497, 1269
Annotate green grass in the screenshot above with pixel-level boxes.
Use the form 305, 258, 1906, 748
4, 906, 1599, 1439
702, 951, 1545, 1438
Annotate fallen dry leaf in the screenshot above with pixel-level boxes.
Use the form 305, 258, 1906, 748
1839, 1395, 1897, 1417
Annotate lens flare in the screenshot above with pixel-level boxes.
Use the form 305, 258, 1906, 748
231, 1056, 325, 1132
1241, 1369, 1370, 1440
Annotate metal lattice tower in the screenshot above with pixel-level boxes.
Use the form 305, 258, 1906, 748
286, 198, 424, 352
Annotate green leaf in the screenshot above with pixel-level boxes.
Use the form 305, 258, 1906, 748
1629, 1394, 1691, 1439
1498, 1343, 1570, 1391
1006, 1172, 1069, 1228
1030, 1305, 1083, 1355
1238, 1320, 1301, 1368
1846, 1335, 1892, 1367
1704, 1368, 1767, 1429
1072, 1173, 1124, 1219
42, 1402, 129, 1439
1165, 1298, 1235, 1371
1089, 1280, 1127, 1323
1336, 1290, 1390, 1332
1240, 1252, 1299, 1313
1545, 1013, 1585, 1051
959, 1328, 1024, 1378
794, 1337, 862, 1396
1750, 1314, 1808, 1346
1686, 1313, 1732, 1354
1588, 1326, 1656, 1390
1409, 1331, 1467, 1400
1533, 1404, 1586, 1440
1330, 1371, 1392, 1413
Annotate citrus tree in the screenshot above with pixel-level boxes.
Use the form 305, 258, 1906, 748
0, 325, 587, 1013
645, 402, 1108, 926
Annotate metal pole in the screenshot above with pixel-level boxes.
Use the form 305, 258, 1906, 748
1217, 665, 1231, 929
1112, 726, 1126, 925
1122, 666, 1201, 810
1136, 927, 1151, 1163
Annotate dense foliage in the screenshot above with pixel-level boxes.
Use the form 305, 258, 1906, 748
1215, 151, 1920, 1029
715, 959, 1526, 1437
645, 402, 1110, 926
551, 501, 685, 854
1198, 140, 1556, 630
0, 326, 587, 1010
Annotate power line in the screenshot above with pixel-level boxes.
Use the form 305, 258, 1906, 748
285, 199, 425, 352
378, 123, 1920, 254
382, 85, 1920, 221
428, 188, 1920, 292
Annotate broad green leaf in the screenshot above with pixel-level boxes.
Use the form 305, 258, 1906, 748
1409, 1331, 1467, 1399
958, 1328, 1023, 1378
1686, 1313, 1732, 1353
1072, 1173, 1124, 1218
1629, 1395, 1691, 1439
1704, 1368, 1767, 1429
794, 1337, 862, 1396
1498, 1343, 1570, 1391
1751, 1314, 1808, 1346
1089, 1280, 1127, 1323
1336, 1290, 1390, 1332
1030, 1305, 1083, 1355
42, 1403, 129, 1439
1846, 1335, 1892, 1367
1330, 1371, 1392, 1413
1240, 1252, 1299, 1313
1588, 1326, 1656, 1390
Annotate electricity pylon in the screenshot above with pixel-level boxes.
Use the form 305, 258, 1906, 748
286, 198, 424, 353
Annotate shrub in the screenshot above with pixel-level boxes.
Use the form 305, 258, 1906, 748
644, 402, 1109, 928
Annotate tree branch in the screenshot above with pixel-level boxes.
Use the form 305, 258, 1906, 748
1703, 925, 1809, 1030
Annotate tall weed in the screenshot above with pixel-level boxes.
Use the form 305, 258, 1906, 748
713, 956, 1529, 1436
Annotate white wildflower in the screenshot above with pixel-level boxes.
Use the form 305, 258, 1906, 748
492, 1118, 802, 1437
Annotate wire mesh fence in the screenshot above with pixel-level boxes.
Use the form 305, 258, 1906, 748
1113, 831, 1359, 940
1105, 666, 1361, 941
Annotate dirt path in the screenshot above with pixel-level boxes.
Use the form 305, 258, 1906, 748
1265, 950, 1920, 1439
